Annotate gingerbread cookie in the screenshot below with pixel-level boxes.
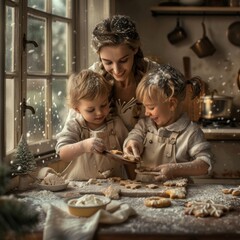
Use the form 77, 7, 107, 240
144, 197, 171, 208
222, 186, 240, 196
109, 150, 137, 162
185, 200, 232, 218
163, 178, 188, 187
125, 182, 142, 189
108, 177, 122, 183
102, 185, 121, 200
119, 179, 142, 189
146, 183, 159, 189
109, 149, 123, 155
164, 187, 186, 199
119, 179, 131, 186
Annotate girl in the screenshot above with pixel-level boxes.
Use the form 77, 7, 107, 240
55, 70, 128, 180
123, 64, 212, 182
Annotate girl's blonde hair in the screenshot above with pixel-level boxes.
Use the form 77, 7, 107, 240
136, 64, 201, 103
67, 69, 112, 109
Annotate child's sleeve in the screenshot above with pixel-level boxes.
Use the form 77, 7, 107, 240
55, 118, 83, 154
188, 128, 213, 175
123, 118, 148, 148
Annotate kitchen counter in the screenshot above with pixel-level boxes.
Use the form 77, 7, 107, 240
13, 180, 240, 240
202, 127, 240, 140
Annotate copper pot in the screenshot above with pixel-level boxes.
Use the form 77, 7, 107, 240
237, 69, 240, 90
200, 90, 233, 119
191, 22, 216, 58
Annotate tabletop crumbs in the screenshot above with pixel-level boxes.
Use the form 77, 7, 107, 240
98, 184, 240, 235
17, 182, 240, 236
19, 190, 61, 204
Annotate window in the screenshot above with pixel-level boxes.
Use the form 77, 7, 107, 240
4, 0, 77, 160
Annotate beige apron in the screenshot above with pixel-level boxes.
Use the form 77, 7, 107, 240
136, 130, 179, 182
61, 119, 125, 180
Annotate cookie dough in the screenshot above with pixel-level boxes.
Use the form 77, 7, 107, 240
144, 197, 171, 208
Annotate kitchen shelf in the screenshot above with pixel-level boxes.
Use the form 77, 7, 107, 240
150, 6, 240, 16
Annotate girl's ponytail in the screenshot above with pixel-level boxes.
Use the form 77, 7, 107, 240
187, 77, 202, 99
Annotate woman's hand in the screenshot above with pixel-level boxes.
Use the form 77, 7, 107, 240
123, 139, 143, 161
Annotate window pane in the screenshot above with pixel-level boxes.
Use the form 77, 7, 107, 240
27, 15, 46, 73
5, 6, 15, 73
52, 21, 67, 73
5, 78, 15, 153
28, 0, 46, 11
26, 79, 46, 142
52, 0, 72, 17
52, 78, 68, 137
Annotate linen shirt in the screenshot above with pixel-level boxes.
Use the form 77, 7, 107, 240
124, 113, 213, 174
56, 109, 129, 180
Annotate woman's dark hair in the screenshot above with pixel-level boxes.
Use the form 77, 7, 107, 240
92, 15, 148, 84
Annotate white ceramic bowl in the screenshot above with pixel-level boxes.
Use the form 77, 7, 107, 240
67, 195, 111, 217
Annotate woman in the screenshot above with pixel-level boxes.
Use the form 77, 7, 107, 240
62, 15, 160, 179
90, 14, 160, 131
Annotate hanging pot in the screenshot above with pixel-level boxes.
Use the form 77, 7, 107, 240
237, 69, 240, 90
167, 18, 187, 44
227, 21, 240, 47
191, 22, 216, 58
200, 90, 233, 120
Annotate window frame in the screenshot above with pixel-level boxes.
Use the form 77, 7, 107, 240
0, 1, 5, 163
3, 0, 78, 163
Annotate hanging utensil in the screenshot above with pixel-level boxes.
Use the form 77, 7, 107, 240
167, 18, 187, 45
227, 21, 240, 47
191, 22, 216, 58
237, 69, 240, 90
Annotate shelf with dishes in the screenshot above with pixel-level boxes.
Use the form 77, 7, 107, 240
150, 6, 240, 16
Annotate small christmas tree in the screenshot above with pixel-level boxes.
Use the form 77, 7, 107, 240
0, 165, 39, 237
10, 135, 37, 175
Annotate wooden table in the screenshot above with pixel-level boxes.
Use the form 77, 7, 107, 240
8, 181, 240, 240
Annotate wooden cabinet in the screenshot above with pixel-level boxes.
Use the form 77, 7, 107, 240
150, 6, 240, 16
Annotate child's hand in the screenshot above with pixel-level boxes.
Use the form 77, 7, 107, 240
123, 140, 143, 161
152, 163, 176, 181
81, 137, 106, 153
